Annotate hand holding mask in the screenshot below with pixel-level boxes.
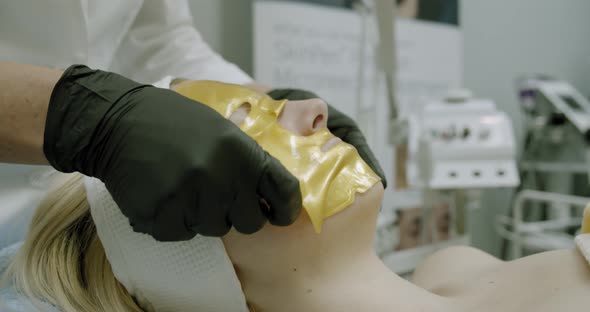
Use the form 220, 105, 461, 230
174, 81, 380, 232
44, 65, 301, 240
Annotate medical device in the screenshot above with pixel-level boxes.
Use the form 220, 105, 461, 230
377, 91, 520, 273
363, 0, 520, 272
370, 0, 518, 190
519, 77, 590, 139
498, 77, 590, 259
518, 77, 590, 181
373, 0, 402, 145
497, 190, 588, 259
384, 92, 519, 272
409, 93, 519, 190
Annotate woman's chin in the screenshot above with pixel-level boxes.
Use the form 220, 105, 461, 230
355, 181, 385, 209
225, 181, 385, 241
317, 181, 384, 234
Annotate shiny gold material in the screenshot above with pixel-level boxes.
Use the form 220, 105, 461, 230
173, 81, 380, 232
583, 204, 590, 234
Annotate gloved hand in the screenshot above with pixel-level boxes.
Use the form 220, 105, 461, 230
44, 65, 302, 241
268, 89, 387, 188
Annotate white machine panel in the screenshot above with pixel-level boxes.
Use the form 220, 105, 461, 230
535, 80, 590, 135
412, 98, 519, 189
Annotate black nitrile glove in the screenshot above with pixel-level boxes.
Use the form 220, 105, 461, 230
268, 89, 387, 188
44, 65, 302, 241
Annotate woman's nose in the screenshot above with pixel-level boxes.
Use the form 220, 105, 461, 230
305, 99, 328, 135
280, 99, 329, 136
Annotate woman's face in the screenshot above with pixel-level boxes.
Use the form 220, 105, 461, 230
172, 81, 383, 302
173, 81, 381, 233
221, 96, 384, 296
226, 96, 385, 232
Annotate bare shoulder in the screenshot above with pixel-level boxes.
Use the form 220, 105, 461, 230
412, 246, 503, 294
412, 247, 590, 310
471, 249, 590, 311
503, 248, 590, 284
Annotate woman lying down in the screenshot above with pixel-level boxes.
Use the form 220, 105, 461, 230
2, 81, 590, 312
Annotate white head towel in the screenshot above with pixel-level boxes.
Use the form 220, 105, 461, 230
84, 177, 249, 312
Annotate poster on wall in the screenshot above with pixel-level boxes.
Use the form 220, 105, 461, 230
253, 0, 462, 274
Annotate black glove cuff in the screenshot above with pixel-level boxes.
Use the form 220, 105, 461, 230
44, 64, 146, 175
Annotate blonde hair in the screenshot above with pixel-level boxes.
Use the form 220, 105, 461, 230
1, 173, 143, 312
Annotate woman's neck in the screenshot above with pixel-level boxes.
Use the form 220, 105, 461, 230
224, 185, 456, 311
244, 251, 454, 312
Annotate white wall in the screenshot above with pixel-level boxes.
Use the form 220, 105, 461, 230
189, 0, 590, 256
463, 0, 590, 137
187, 0, 224, 52
189, 0, 254, 74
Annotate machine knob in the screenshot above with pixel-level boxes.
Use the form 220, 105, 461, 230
479, 128, 490, 140
462, 127, 470, 139
441, 125, 457, 141
549, 113, 567, 126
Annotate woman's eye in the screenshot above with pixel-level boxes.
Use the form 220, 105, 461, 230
229, 103, 251, 125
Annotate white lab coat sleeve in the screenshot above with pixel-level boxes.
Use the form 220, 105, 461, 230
110, 0, 253, 85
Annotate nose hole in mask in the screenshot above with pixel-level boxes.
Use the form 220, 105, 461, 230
229, 102, 251, 126
312, 114, 324, 131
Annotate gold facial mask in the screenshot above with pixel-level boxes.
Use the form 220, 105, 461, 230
173, 81, 380, 232
583, 204, 590, 234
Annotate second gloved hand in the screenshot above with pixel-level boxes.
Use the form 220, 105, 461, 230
44, 65, 302, 241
